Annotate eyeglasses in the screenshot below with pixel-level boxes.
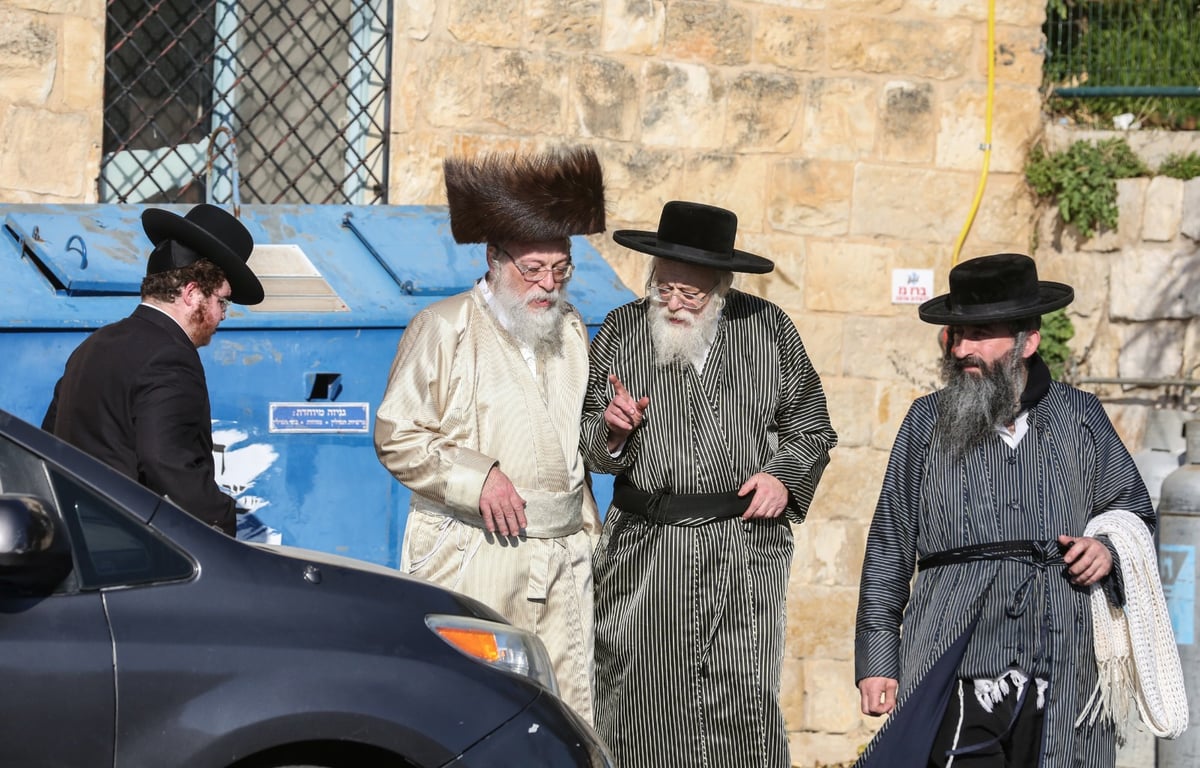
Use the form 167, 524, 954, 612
215, 296, 232, 315
497, 247, 574, 283
647, 281, 713, 310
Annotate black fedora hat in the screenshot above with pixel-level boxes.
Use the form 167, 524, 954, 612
142, 204, 264, 305
918, 253, 1073, 325
612, 201, 774, 274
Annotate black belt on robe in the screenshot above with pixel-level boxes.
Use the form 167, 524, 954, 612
612, 477, 749, 525
918, 539, 1066, 571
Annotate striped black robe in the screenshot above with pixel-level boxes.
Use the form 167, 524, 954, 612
580, 291, 837, 768
854, 380, 1154, 768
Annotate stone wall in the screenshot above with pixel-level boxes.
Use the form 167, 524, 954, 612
0, 0, 1071, 764
0, 0, 104, 202
1035, 126, 1200, 450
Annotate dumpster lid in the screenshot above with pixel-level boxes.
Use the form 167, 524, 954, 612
6, 210, 145, 295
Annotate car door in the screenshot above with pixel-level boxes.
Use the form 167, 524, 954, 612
0, 432, 117, 766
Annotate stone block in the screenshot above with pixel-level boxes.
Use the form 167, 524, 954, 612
872, 379, 931, 451
905, 0, 1045, 26
767, 158, 853, 235
663, 0, 750, 66
1075, 177, 1146, 252
1183, 178, 1200, 241
402, 0, 436, 39
802, 78, 877, 161
844, 313, 942, 387
802, 659, 864, 733
640, 61, 725, 148
527, 0, 601, 50
0, 106, 90, 198
682, 162, 771, 235
988, 25, 1047, 86
785, 586, 859, 665
792, 517, 868, 588
388, 131, 453, 204
56, 16, 103, 113
600, 0, 663, 54
725, 70, 801, 152
601, 143, 687, 223
1110, 246, 1200, 321
482, 50, 568, 133
1143, 176, 1184, 242
404, 44, 484, 128
789, 730, 872, 768
9, 0, 97, 14
828, 16, 971, 80
851, 165, 975, 241
936, 84, 1041, 174
791, 312, 845, 377
808, 446, 888, 526
753, 9, 822, 71
0, 8, 56, 104
805, 240, 894, 316
780, 656, 805, 726
827, 0, 902, 11
823, 378, 877, 448
573, 56, 638, 140
447, 0, 522, 46
1034, 249, 1110, 323
878, 81, 935, 164
1118, 320, 1186, 380
970, 172, 1037, 250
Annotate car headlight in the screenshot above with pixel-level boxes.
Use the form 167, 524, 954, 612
425, 614, 559, 695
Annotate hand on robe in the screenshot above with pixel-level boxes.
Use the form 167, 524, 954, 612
739, 472, 788, 519
1057, 534, 1113, 586
603, 374, 649, 453
858, 676, 898, 716
480, 465, 527, 537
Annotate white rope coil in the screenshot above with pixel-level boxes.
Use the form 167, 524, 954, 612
1078, 509, 1189, 739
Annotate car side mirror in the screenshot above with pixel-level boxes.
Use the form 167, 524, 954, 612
0, 495, 72, 593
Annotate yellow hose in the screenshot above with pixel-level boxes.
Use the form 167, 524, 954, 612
951, 0, 997, 266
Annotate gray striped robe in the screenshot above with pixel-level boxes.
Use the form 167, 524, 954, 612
854, 381, 1154, 768
581, 291, 837, 768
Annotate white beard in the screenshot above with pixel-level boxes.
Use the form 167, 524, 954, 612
647, 297, 720, 369
491, 277, 568, 357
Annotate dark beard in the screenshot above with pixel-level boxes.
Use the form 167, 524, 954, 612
933, 340, 1027, 461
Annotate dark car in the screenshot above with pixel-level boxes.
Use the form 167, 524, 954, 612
0, 408, 613, 767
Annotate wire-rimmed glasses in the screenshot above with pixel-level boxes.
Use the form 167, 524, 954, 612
647, 281, 713, 310
497, 246, 574, 283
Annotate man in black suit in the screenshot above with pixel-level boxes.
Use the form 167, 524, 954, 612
43, 204, 264, 535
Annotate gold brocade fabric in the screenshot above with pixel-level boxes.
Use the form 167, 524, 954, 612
375, 283, 599, 721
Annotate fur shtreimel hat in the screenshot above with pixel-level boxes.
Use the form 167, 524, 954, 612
443, 146, 606, 244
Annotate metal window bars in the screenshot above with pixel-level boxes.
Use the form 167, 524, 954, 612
101, 0, 391, 205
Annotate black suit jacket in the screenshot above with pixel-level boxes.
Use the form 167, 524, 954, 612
43, 304, 238, 533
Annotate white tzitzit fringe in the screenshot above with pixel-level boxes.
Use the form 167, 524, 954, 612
1077, 509, 1189, 739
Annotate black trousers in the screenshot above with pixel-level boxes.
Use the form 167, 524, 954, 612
928, 678, 1046, 768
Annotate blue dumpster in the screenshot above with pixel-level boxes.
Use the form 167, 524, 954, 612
0, 204, 634, 567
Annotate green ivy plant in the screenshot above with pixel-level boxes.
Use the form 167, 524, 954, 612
1039, 308, 1075, 380
1024, 138, 1148, 238
1157, 151, 1200, 180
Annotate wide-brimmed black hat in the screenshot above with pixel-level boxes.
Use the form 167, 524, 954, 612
142, 204, 264, 305
918, 253, 1072, 325
612, 201, 774, 274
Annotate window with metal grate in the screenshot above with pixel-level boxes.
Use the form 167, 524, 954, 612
101, 0, 391, 206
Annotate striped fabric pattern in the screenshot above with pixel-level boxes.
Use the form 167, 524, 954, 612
854, 381, 1155, 768
581, 291, 837, 768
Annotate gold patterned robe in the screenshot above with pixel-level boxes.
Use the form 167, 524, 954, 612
374, 281, 599, 720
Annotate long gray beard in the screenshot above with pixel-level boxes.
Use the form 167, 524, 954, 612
648, 298, 720, 369
934, 339, 1028, 461
492, 284, 568, 358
